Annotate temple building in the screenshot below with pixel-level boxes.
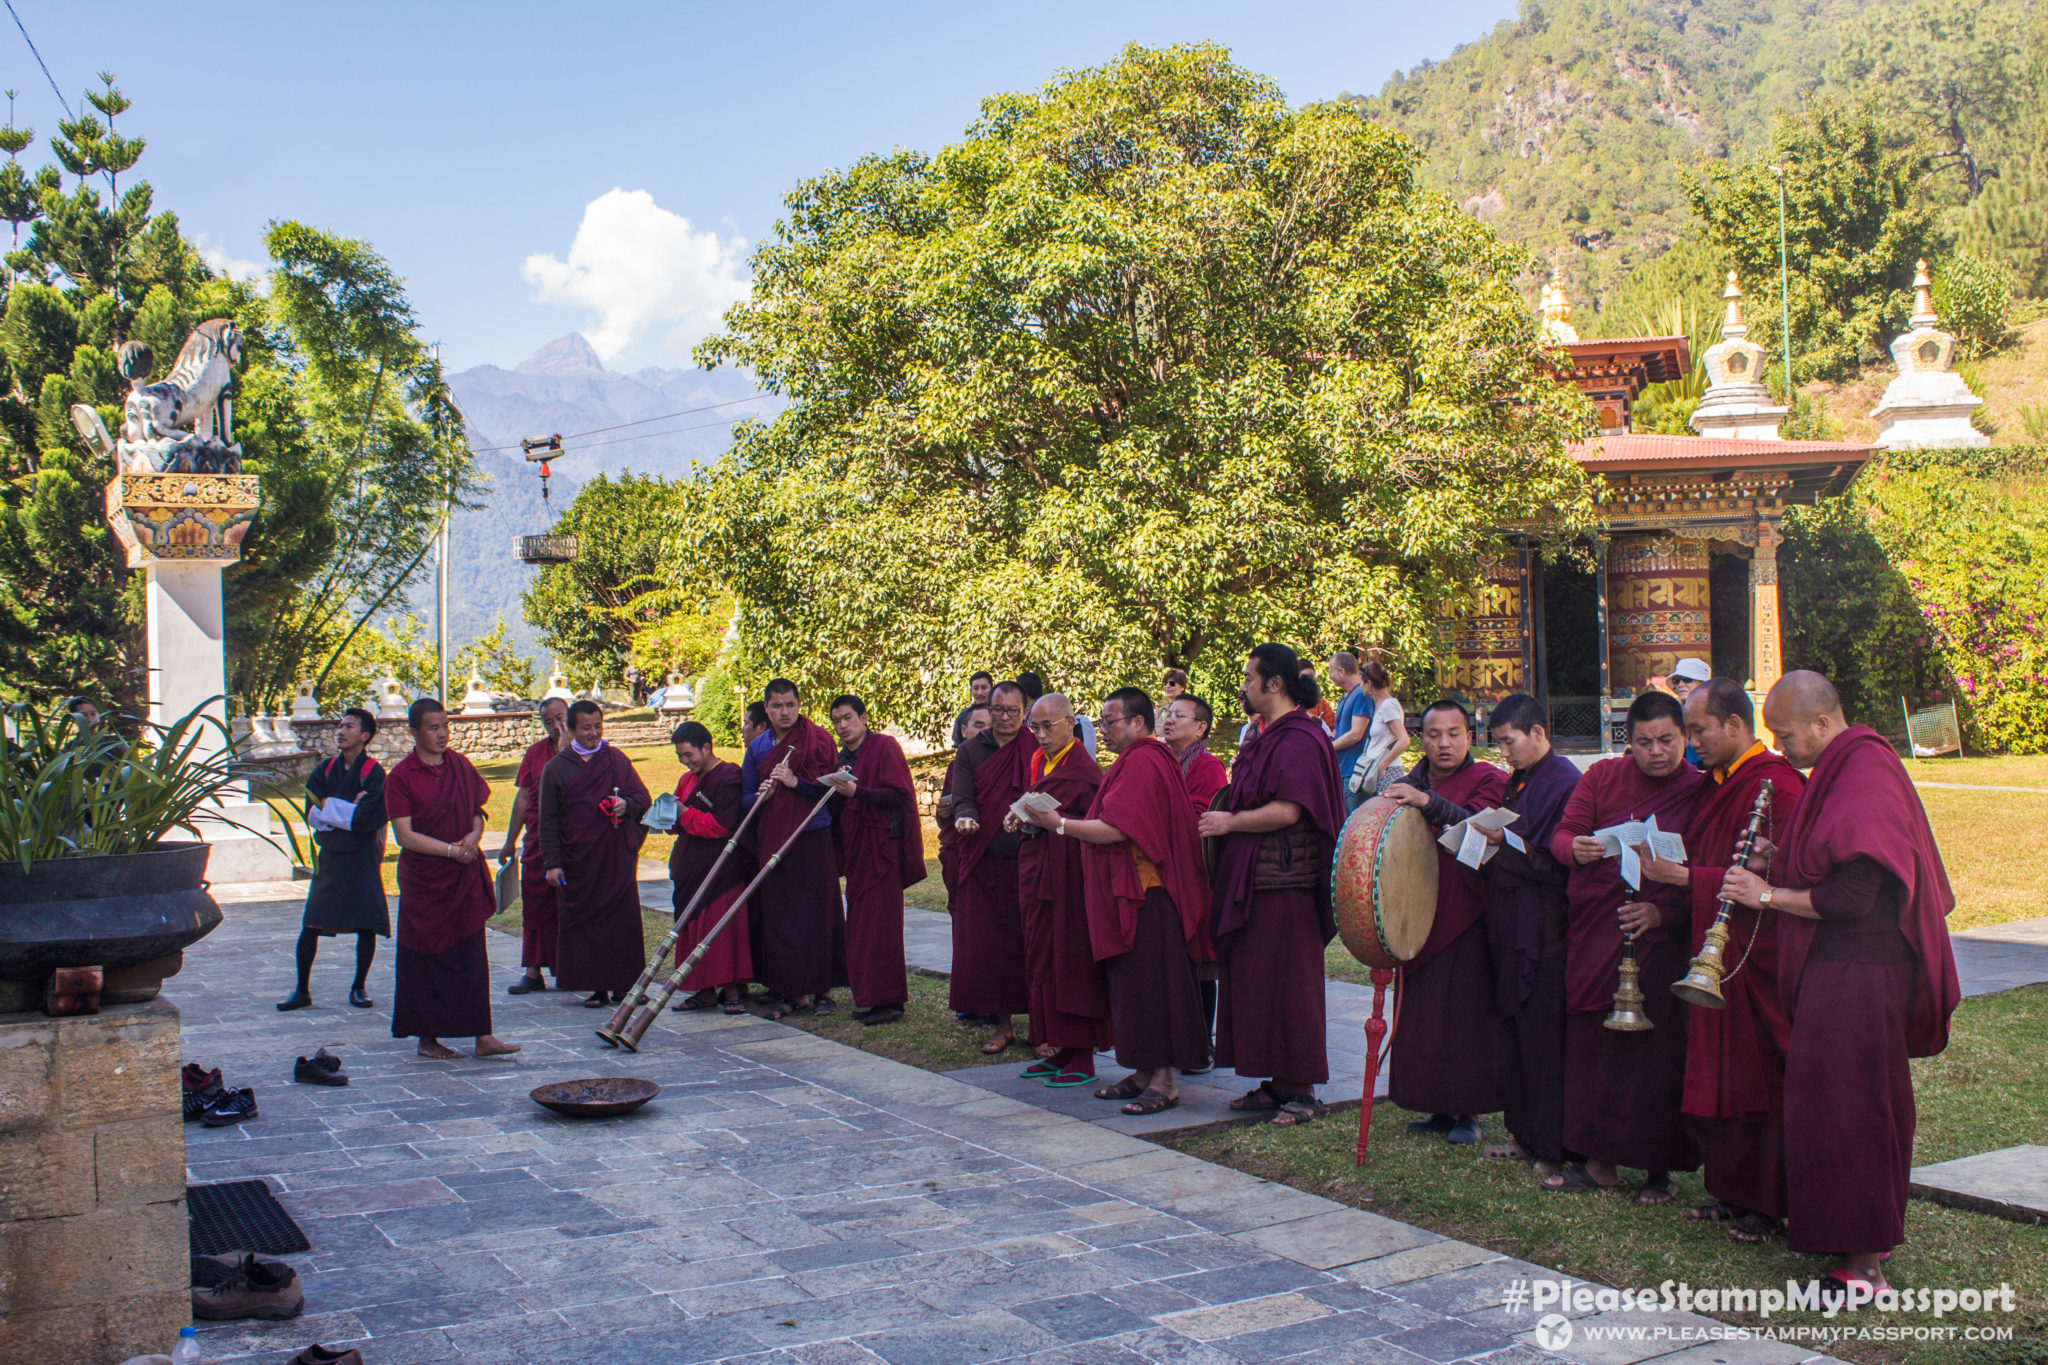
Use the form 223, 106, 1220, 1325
1441, 269, 1882, 749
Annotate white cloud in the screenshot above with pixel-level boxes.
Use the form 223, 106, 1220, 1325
193, 234, 268, 288
522, 189, 750, 363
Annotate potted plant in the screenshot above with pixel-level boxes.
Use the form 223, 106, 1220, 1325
0, 698, 264, 1010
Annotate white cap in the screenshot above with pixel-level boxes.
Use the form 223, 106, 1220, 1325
1671, 658, 1711, 683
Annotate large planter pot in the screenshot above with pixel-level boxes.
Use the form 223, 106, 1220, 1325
0, 842, 222, 1009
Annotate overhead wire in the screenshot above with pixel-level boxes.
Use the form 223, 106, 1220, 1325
469, 393, 772, 454
3, 0, 72, 120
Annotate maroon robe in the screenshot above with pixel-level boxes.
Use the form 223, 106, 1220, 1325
1773, 726, 1959, 1254
745, 716, 847, 999
1550, 754, 1703, 1172
1390, 756, 1510, 1117
514, 737, 559, 970
668, 762, 751, 992
836, 731, 925, 1010
1178, 745, 1229, 815
1085, 736, 1214, 1072
1484, 750, 1582, 1162
950, 730, 1033, 1016
1019, 742, 1109, 1051
385, 749, 496, 1040
938, 765, 960, 904
541, 743, 652, 993
1682, 748, 1804, 1219
1209, 710, 1344, 1085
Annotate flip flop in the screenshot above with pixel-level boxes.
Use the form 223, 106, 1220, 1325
1045, 1069, 1097, 1088
1483, 1142, 1530, 1161
719, 998, 748, 1016
763, 1000, 807, 1021
1094, 1076, 1145, 1100
1123, 1090, 1180, 1116
980, 1033, 1019, 1055
1020, 1059, 1062, 1079
1542, 1165, 1620, 1193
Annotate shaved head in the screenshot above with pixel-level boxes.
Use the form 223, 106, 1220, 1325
1027, 693, 1077, 758
1034, 693, 1073, 720
1763, 670, 1849, 769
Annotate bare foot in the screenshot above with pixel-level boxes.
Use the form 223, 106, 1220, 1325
416, 1040, 461, 1060
474, 1035, 522, 1058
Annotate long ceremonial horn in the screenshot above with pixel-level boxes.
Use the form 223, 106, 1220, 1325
613, 767, 849, 1052
596, 775, 774, 1046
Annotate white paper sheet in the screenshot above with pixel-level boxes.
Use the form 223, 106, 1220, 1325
1438, 806, 1520, 869
1592, 819, 1646, 857
1008, 790, 1062, 822
308, 796, 356, 832
1504, 829, 1526, 853
641, 792, 678, 831
1642, 812, 1687, 865
1619, 840, 1642, 891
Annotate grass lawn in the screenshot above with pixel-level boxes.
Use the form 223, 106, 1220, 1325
1170, 985, 2048, 1365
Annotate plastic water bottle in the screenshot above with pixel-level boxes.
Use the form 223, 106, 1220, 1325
173, 1325, 202, 1363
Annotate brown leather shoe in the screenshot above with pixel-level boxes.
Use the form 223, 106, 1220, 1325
190, 1254, 304, 1320
289, 1347, 364, 1365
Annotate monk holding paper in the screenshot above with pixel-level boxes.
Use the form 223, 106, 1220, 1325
1720, 671, 1958, 1302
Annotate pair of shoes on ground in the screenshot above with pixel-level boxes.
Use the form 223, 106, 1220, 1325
582, 989, 628, 1008
851, 1004, 904, 1027
1406, 1112, 1482, 1144
190, 1250, 303, 1320
277, 985, 373, 1011
507, 973, 551, 994
182, 1064, 258, 1127
292, 1047, 349, 1087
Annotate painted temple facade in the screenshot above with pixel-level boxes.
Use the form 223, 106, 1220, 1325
1441, 268, 1895, 749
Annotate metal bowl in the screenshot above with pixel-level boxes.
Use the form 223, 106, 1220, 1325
529, 1076, 660, 1118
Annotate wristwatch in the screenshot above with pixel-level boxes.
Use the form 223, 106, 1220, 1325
1759, 885, 1775, 907
1056, 817, 1067, 836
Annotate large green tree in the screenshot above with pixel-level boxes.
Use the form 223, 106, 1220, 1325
1684, 95, 1944, 380
696, 44, 1594, 737
523, 472, 692, 680
1830, 0, 2028, 200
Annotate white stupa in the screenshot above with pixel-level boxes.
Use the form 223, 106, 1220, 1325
1689, 271, 1787, 441
1871, 260, 1989, 449
542, 659, 576, 703
290, 679, 321, 723
374, 675, 408, 720
659, 669, 694, 714
460, 672, 497, 716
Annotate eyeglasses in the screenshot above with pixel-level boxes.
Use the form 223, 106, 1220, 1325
1026, 719, 1070, 734
988, 705, 1023, 717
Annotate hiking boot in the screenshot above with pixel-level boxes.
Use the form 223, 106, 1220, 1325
294, 1055, 349, 1087
182, 1066, 224, 1122
191, 1254, 304, 1319
202, 1087, 258, 1127
191, 1251, 297, 1289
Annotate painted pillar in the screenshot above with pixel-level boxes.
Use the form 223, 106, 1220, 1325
1750, 516, 1784, 694
1595, 537, 1611, 755
1605, 533, 1712, 694
1437, 551, 1529, 704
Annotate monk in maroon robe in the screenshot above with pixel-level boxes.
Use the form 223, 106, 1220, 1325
937, 704, 991, 908
1161, 696, 1228, 814
384, 699, 519, 1060
1008, 694, 1109, 1086
949, 681, 1033, 1050
1721, 671, 1959, 1298
1545, 691, 1702, 1201
742, 680, 847, 1015
661, 721, 751, 1012
1385, 699, 1509, 1144
1637, 679, 1804, 1241
499, 696, 567, 992
1477, 693, 1582, 1171
827, 694, 926, 1026
1198, 645, 1345, 1125
1033, 688, 1213, 1115
541, 700, 653, 1007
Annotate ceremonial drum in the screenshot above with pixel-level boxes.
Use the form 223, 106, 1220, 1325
1332, 796, 1438, 970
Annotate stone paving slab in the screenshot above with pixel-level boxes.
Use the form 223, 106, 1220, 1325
165, 889, 1835, 1365
1909, 1144, 2048, 1225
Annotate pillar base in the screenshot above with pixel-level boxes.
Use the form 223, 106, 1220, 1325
191, 800, 294, 884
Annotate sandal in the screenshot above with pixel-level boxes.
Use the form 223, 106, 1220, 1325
1728, 1211, 1780, 1243
763, 1000, 807, 1021
1271, 1097, 1327, 1126
1634, 1175, 1679, 1206
1229, 1081, 1280, 1112
673, 989, 716, 1012
1816, 1268, 1887, 1309
1688, 1200, 1742, 1222
1123, 1090, 1180, 1116
720, 996, 747, 1015
1542, 1164, 1620, 1193
1483, 1141, 1530, 1162
1094, 1076, 1145, 1101
813, 996, 837, 1016
1045, 1069, 1098, 1088
1021, 1058, 1061, 1079
980, 1032, 1019, 1055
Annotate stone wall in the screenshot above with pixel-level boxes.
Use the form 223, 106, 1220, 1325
0, 998, 189, 1364
291, 711, 679, 767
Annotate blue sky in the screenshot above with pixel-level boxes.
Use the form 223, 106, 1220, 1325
6, 1, 1519, 372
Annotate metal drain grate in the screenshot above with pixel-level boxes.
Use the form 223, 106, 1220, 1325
186, 1179, 311, 1256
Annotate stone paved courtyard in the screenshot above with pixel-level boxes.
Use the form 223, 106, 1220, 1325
168, 885, 1831, 1365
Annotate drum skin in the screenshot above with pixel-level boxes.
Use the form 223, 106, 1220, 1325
1333, 797, 1439, 970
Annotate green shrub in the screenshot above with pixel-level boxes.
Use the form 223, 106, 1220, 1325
693, 660, 748, 747
1933, 250, 2016, 359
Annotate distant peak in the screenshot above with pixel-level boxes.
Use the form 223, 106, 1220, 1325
517, 333, 605, 374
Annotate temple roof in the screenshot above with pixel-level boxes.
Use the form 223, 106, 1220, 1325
1568, 432, 1876, 503
1547, 336, 1692, 395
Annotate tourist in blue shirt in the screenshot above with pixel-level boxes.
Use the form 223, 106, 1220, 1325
1328, 652, 1373, 812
